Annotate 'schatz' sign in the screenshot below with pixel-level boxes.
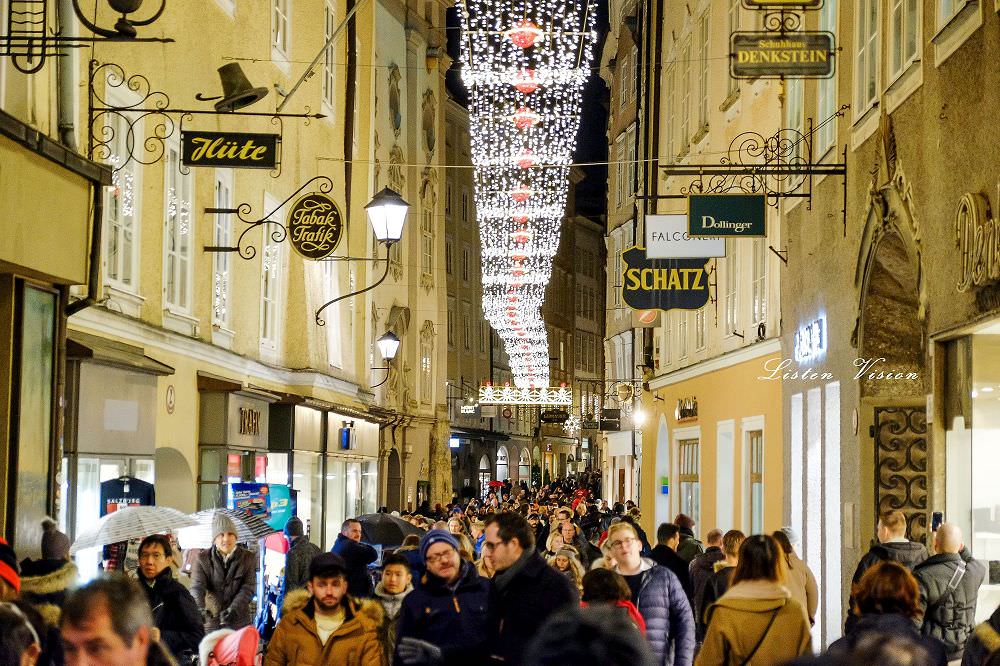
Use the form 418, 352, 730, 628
181, 130, 279, 169
730, 32, 835, 79
621, 247, 711, 312
689, 194, 767, 237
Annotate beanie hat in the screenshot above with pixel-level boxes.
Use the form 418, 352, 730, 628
780, 526, 800, 547
308, 552, 347, 580
41, 526, 70, 561
284, 517, 304, 538
0, 538, 20, 593
212, 513, 238, 539
420, 529, 460, 562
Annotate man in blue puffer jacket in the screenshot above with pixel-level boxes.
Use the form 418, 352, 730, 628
610, 522, 695, 666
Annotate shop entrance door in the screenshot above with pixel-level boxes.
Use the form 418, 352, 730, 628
618, 468, 626, 503
387, 449, 402, 511
873, 406, 929, 544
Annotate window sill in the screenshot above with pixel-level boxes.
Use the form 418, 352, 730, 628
102, 284, 144, 319
932, 0, 983, 66
212, 324, 235, 349
213, 0, 235, 17
692, 124, 710, 146
271, 48, 292, 76
850, 103, 880, 151
162, 308, 200, 337
719, 89, 740, 113
259, 340, 280, 363
884, 59, 924, 114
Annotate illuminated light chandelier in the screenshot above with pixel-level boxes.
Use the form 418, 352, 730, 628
459, 0, 595, 388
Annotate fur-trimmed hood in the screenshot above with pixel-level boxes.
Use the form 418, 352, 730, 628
281, 587, 384, 627
19, 560, 77, 626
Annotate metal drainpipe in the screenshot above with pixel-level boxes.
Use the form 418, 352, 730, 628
66, 183, 103, 316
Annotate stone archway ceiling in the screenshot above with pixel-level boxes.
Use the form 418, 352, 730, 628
458, 0, 596, 389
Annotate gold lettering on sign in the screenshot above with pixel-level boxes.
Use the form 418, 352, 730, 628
955, 190, 1000, 292
239, 408, 261, 436
189, 137, 269, 163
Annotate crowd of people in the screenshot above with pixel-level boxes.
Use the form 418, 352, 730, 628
0, 479, 997, 666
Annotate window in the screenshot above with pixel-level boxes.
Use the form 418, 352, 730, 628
614, 134, 626, 209
728, 0, 741, 95
680, 43, 691, 147
462, 302, 472, 350
751, 238, 767, 325
666, 64, 677, 159
421, 210, 433, 275
575, 331, 583, 370
663, 323, 671, 364
725, 243, 738, 334
855, 0, 879, 115
212, 170, 233, 328
679, 439, 701, 527
461, 191, 470, 223
559, 339, 565, 371
272, 0, 290, 54
447, 298, 456, 346
446, 183, 453, 215
613, 245, 622, 307
938, 0, 963, 29
678, 312, 689, 358
629, 47, 638, 102
103, 110, 141, 291
626, 124, 637, 200
786, 79, 804, 159
479, 320, 487, 353
697, 13, 710, 129
816, 0, 838, 153
889, 0, 919, 79
420, 336, 432, 403
323, 1, 336, 108
260, 196, 285, 349
748, 430, 764, 534
695, 307, 706, 350
163, 144, 193, 312
619, 51, 629, 108
462, 246, 471, 282
445, 236, 454, 275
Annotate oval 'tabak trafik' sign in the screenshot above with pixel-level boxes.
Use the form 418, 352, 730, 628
287, 192, 344, 260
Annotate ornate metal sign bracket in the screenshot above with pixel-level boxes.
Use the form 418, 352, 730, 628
656, 107, 850, 237
1, 0, 172, 74
88, 60, 323, 175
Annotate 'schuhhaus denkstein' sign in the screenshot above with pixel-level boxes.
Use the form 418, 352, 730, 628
181, 130, 279, 169
730, 32, 835, 79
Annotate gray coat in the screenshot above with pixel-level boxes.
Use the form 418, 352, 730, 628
284, 536, 321, 593
191, 545, 257, 631
914, 549, 986, 661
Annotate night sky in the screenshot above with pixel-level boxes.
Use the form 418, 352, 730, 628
445, 1, 611, 220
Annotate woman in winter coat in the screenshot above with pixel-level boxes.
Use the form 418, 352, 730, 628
771, 529, 818, 625
191, 514, 258, 631
549, 546, 585, 593
558, 521, 601, 570
831, 560, 946, 666
695, 534, 811, 666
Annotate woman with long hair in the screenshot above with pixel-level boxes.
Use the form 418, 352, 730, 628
549, 546, 585, 593
695, 534, 811, 666
771, 529, 818, 625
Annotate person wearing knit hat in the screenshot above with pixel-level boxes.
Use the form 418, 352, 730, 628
283, 516, 321, 594
396, 529, 491, 664
191, 512, 258, 632
40, 518, 70, 562
549, 545, 585, 593
0, 537, 20, 599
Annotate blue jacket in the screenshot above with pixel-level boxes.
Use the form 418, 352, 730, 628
625, 561, 695, 666
395, 559, 491, 665
331, 534, 378, 598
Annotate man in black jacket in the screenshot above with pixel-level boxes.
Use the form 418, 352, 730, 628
136, 535, 204, 660
485, 512, 578, 664
283, 516, 321, 593
914, 522, 986, 662
689, 528, 724, 614
650, 523, 694, 603
331, 518, 378, 598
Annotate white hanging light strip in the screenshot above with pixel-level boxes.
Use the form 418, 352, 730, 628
458, 0, 596, 389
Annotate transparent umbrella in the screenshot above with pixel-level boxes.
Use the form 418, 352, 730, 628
70, 506, 199, 554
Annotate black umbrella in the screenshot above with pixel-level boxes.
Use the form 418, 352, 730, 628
356, 513, 423, 547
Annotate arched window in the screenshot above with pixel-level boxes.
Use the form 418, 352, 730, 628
496, 446, 509, 481
478, 454, 491, 498
518, 447, 531, 481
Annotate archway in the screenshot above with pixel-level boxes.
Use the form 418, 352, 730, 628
387, 448, 402, 511
496, 446, 509, 481
518, 447, 530, 482
478, 454, 491, 498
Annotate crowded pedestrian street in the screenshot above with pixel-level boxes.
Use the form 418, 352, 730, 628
1, 0, 999, 663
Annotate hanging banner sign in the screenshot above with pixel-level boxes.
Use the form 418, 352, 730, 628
730, 32, 835, 79
646, 214, 726, 258
621, 247, 711, 312
286, 192, 345, 260
181, 130, 279, 169
688, 194, 767, 237
541, 409, 570, 424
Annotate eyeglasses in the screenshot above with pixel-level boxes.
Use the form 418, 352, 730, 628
425, 551, 456, 565
608, 537, 637, 550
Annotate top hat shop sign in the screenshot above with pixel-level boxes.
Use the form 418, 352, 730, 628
286, 192, 345, 260
181, 130, 279, 169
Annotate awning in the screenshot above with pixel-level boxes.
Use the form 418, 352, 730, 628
67, 330, 174, 376
451, 427, 511, 442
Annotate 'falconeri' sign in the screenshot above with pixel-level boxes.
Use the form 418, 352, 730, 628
621, 247, 711, 312
286, 192, 345, 260
730, 32, 835, 79
181, 131, 279, 169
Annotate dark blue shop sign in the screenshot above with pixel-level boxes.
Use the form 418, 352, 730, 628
688, 194, 766, 237
621, 247, 711, 312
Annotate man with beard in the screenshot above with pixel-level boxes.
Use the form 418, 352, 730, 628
264, 552, 382, 665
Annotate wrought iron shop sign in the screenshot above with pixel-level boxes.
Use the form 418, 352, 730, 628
286, 192, 345, 260
181, 131, 279, 169
541, 409, 570, 424
730, 32, 835, 79
621, 247, 711, 312
689, 194, 767, 237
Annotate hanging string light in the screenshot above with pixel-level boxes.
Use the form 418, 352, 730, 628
458, 0, 596, 388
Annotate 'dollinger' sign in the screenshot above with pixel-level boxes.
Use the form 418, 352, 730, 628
286, 192, 345, 260
621, 246, 711, 312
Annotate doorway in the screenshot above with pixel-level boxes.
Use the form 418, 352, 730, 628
387, 448, 402, 511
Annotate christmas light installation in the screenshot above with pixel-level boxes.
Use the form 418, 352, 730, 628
458, 0, 596, 389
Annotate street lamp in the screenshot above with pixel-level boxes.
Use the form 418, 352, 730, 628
315, 188, 410, 325
371, 332, 400, 388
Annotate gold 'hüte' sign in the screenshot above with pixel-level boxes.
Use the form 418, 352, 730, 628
239, 408, 261, 436
181, 131, 279, 169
